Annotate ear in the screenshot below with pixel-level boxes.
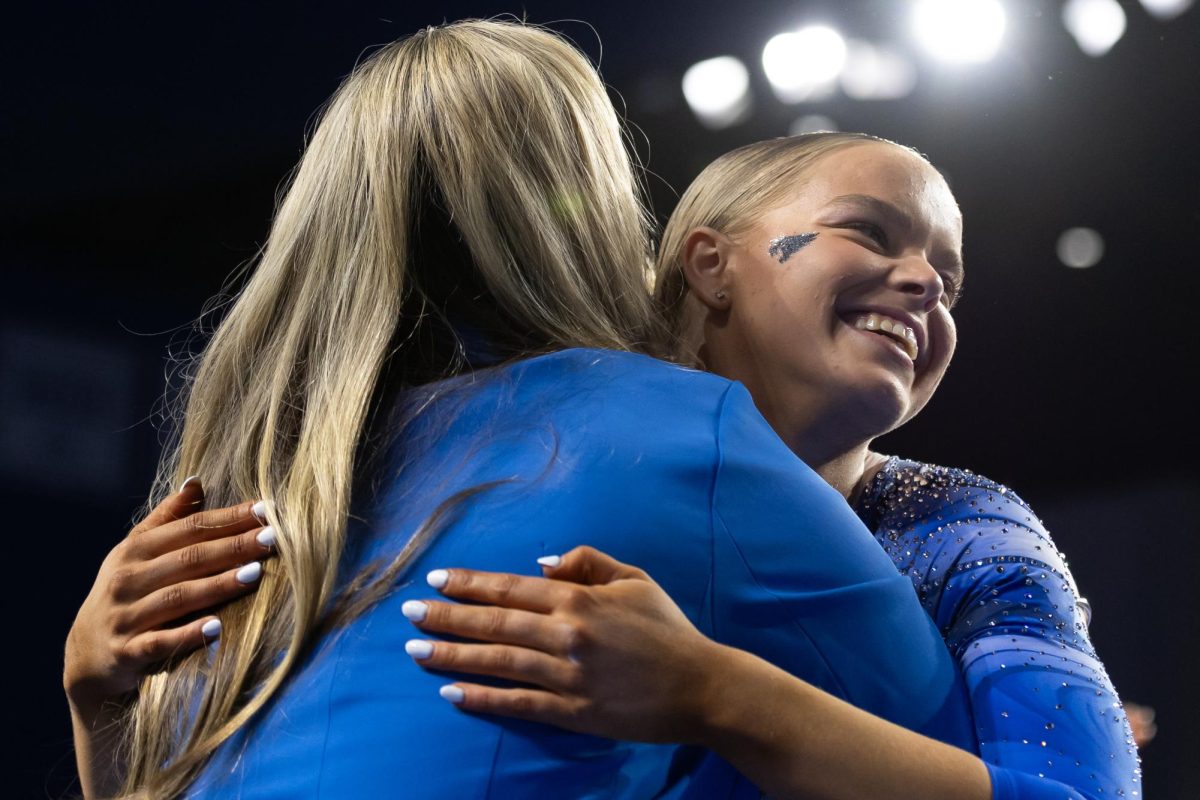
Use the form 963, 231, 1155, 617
681, 227, 734, 311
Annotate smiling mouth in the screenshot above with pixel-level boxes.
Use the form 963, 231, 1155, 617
849, 312, 918, 361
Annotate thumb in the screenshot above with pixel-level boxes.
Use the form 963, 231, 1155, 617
540, 545, 648, 586
130, 475, 205, 535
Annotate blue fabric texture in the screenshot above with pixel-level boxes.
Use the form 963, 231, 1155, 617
188, 349, 974, 798
855, 457, 1141, 800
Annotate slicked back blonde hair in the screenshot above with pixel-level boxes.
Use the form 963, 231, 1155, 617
654, 132, 899, 363
122, 19, 662, 797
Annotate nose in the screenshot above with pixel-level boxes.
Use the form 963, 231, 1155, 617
889, 255, 945, 312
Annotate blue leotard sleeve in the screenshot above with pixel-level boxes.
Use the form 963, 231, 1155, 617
856, 459, 1141, 800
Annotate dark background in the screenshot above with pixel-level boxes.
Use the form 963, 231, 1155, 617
4, 1, 1197, 797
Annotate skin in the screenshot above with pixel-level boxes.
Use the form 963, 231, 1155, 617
63, 482, 271, 798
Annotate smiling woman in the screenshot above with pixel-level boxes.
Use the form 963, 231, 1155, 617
648, 135, 964, 493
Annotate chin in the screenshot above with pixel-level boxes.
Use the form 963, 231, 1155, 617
838, 378, 911, 441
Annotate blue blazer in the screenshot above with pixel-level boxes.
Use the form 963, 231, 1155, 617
190, 349, 975, 798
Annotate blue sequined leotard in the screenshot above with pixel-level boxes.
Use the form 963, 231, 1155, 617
855, 457, 1141, 800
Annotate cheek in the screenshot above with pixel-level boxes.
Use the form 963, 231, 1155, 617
926, 312, 957, 381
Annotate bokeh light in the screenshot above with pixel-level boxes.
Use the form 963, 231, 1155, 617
912, 0, 1007, 63
681, 56, 751, 128
841, 40, 919, 100
762, 26, 848, 103
1063, 0, 1127, 57
789, 114, 839, 135
1138, 0, 1195, 20
1057, 227, 1105, 268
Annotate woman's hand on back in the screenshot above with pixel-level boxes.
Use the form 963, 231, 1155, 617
401, 546, 732, 744
63, 479, 273, 721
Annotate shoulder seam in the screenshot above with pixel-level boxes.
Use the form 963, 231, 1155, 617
706, 381, 739, 641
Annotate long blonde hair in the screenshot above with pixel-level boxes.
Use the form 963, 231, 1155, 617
122, 19, 662, 797
654, 132, 896, 364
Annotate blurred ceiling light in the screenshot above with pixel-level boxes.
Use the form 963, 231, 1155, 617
841, 40, 919, 100
1138, 0, 1194, 19
912, 0, 1007, 63
789, 114, 839, 136
681, 56, 752, 128
1063, 0, 1127, 56
1057, 227, 1105, 268
762, 26, 848, 103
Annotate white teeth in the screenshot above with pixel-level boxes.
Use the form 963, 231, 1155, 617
849, 312, 919, 361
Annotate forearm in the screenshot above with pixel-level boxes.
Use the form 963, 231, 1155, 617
68, 695, 126, 799
697, 644, 991, 800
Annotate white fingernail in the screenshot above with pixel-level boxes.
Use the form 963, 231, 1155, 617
401, 600, 428, 622
251, 501, 268, 522
439, 685, 465, 704
178, 475, 201, 494
236, 562, 262, 584
256, 526, 277, 548
537, 555, 562, 568
426, 569, 449, 589
201, 619, 222, 639
405, 639, 434, 659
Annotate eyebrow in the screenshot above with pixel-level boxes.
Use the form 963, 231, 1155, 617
823, 193, 964, 275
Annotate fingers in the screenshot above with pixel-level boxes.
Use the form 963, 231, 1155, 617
129, 476, 205, 537
436, 683, 583, 730
403, 599, 574, 653
405, 639, 575, 690
541, 546, 650, 586
428, 568, 578, 614
123, 562, 264, 632
119, 616, 223, 672
1126, 702, 1157, 747
125, 526, 276, 597
130, 500, 265, 561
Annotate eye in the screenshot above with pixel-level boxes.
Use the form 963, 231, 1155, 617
845, 221, 889, 248
940, 273, 964, 308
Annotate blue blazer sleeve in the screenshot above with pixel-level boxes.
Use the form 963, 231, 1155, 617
707, 386, 975, 747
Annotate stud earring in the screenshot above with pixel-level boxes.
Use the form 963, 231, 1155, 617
715, 290, 727, 300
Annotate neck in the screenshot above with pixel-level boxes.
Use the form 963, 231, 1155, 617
759, 398, 885, 501
802, 443, 871, 500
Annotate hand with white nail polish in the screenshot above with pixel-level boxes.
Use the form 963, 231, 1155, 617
401, 546, 724, 744
64, 479, 277, 726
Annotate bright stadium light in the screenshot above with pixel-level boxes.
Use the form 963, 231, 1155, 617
912, 0, 1007, 64
1057, 227, 1105, 268
789, 114, 839, 135
1063, 0, 1127, 57
681, 56, 752, 129
762, 26, 848, 103
841, 40, 919, 100
1138, 0, 1194, 20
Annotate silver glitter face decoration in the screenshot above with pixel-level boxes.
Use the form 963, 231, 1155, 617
767, 232, 818, 263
